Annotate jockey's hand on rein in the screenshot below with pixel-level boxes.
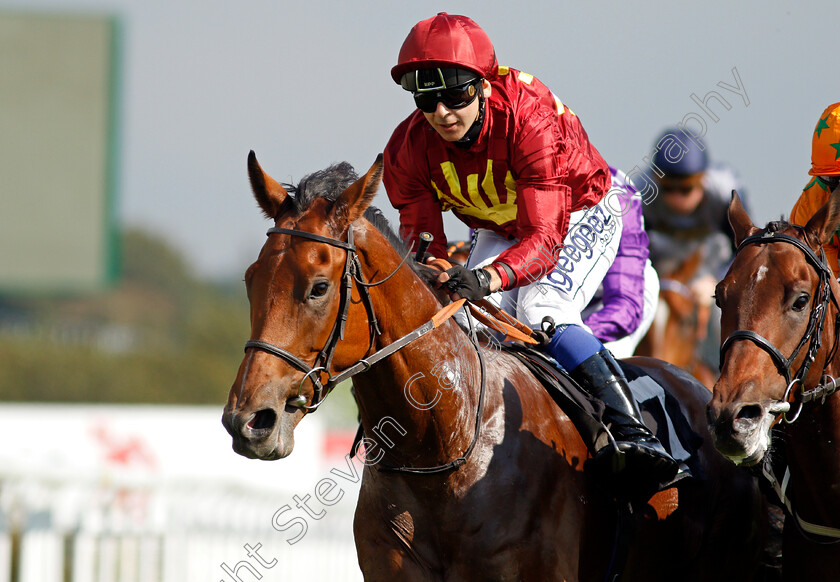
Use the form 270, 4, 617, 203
414, 251, 436, 265
441, 265, 492, 301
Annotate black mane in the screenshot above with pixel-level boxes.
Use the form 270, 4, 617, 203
284, 162, 358, 211
363, 206, 411, 256
282, 162, 403, 247
764, 220, 791, 234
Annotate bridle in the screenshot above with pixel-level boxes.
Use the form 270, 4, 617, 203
718, 228, 840, 543
244, 226, 382, 412
719, 229, 840, 423
243, 224, 488, 474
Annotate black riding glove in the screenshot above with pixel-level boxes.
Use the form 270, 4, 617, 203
444, 265, 492, 301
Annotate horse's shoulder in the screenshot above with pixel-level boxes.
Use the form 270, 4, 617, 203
483, 347, 594, 452
486, 350, 570, 413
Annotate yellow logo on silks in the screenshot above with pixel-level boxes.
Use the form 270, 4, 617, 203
810, 101, 840, 177
497, 65, 576, 117
551, 94, 575, 117
431, 161, 518, 225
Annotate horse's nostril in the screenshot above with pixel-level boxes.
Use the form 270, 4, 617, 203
732, 404, 763, 434
735, 404, 762, 422
246, 408, 277, 433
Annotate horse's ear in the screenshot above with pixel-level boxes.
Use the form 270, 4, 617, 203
728, 189, 757, 246
803, 185, 840, 245
330, 154, 384, 229
248, 150, 289, 219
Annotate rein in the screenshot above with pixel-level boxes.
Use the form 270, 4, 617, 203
760, 453, 840, 543
243, 225, 508, 474
719, 231, 840, 423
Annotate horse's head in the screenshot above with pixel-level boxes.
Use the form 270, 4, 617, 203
222, 152, 382, 460
708, 188, 840, 465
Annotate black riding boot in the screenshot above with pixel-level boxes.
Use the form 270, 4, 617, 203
570, 350, 679, 489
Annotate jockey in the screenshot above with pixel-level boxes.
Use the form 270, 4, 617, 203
639, 127, 748, 367
789, 101, 840, 278
641, 127, 747, 284
383, 12, 678, 485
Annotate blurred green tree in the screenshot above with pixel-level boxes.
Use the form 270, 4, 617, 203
0, 228, 250, 404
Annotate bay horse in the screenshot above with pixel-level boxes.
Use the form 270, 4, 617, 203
223, 153, 765, 581
708, 191, 840, 579
636, 251, 717, 389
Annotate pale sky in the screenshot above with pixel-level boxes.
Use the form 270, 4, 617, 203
3, 0, 837, 279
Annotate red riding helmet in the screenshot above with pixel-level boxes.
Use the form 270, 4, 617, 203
390, 13, 498, 85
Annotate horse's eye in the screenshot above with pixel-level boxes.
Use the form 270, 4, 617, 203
792, 294, 810, 312
310, 281, 330, 298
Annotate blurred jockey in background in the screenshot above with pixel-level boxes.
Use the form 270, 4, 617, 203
637, 127, 748, 368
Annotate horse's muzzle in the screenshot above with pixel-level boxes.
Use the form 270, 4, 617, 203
707, 400, 772, 465
222, 405, 295, 460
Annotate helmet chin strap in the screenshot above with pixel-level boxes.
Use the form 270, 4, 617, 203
456, 86, 486, 148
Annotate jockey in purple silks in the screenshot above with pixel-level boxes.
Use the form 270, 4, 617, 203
583, 167, 658, 358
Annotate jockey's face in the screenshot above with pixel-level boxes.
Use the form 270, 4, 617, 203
423, 80, 490, 142
819, 175, 840, 191
659, 172, 705, 215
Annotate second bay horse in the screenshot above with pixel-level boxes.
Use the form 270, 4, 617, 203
708, 191, 840, 580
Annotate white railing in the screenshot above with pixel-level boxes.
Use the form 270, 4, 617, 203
0, 405, 365, 582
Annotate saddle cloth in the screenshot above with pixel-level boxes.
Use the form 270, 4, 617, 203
503, 344, 702, 471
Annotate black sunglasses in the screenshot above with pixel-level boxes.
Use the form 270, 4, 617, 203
413, 82, 479, 114
661, 184, 696, 196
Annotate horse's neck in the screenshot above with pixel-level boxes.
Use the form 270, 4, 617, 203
786, 361, 840, 523
350, 225, 483, 466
